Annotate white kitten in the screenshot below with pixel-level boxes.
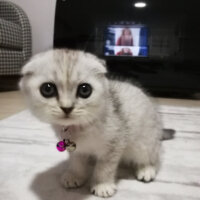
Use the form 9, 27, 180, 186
20, 49, 163, 198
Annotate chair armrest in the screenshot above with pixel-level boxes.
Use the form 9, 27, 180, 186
0, 0, 32, 62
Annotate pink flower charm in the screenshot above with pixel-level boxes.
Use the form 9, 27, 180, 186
56, 140, 67, 152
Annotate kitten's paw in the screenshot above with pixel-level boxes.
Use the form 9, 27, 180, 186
61, 172, 85, 188
91, 183, 117, 198
136, 165, 156, 182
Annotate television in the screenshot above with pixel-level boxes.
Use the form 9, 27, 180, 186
104, 25, 148, 57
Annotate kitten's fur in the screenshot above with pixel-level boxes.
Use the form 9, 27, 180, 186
20, 49, 162, 197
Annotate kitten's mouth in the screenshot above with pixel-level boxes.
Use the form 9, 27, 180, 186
55, 115, 75, 126
60, 112, 71, 118
62, 115, 71, 119
61, 113, 74, 120
55, 114, 70, 120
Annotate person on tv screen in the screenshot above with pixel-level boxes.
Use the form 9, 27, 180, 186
116, 48, 133, 56
116, 28, 133, 46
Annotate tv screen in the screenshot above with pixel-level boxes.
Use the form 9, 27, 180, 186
104, 25, 148, 57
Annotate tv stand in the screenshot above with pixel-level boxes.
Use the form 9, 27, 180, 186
54, 0, 200, 99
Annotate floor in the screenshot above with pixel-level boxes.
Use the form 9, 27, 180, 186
1, 91, 200, 120
0, 91, 26, 120
0, 91, 200, 200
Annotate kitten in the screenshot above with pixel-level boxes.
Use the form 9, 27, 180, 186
20, 49, 163, 198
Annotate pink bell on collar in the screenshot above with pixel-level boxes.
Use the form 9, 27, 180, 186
56, 139, 68, 152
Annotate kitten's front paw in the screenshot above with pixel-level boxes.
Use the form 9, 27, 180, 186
91, 183, 117, 198
61, 171, 86, 188
136, 165, 156, 182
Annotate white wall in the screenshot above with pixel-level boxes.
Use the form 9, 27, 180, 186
9, 0, 57, 55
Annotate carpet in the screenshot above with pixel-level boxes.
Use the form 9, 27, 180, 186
0, 105, 200, 200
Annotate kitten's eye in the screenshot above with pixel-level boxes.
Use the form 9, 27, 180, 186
40, 83, 58, 98
77, 83, 92, 98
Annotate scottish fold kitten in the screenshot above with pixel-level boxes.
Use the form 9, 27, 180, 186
20, 49, 163, 197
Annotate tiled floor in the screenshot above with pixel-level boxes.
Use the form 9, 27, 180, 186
0, 91, 200, 199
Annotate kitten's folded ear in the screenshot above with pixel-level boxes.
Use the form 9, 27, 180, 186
98, 58, 106, 67
21, 51, 52, 76
92, 57, 107, 74
85, 52, 107, 74
21, 60, 34, 76
19, 59, 34, 91
21, 52, 41, 76
97, 59, 107, 74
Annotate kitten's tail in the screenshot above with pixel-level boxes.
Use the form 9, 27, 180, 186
162, 129, 175, 140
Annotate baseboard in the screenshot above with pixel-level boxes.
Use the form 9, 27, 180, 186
0, 75, 21, 91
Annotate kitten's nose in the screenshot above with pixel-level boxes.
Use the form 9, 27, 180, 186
60, 107, 74, 115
